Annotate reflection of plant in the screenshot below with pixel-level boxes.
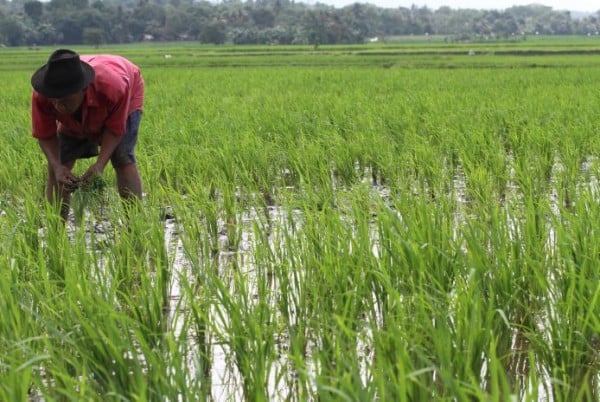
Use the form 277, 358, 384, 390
71, 174, 108, 225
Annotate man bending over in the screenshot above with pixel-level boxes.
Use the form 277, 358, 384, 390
31, 48, 144, 220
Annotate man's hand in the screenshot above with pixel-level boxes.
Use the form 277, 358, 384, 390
81, 162, 105, 183
54, 165, 80, 192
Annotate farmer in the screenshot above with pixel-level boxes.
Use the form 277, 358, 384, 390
31, 48, 144, 220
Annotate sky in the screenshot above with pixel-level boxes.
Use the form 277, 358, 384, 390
314, 0, 599, 13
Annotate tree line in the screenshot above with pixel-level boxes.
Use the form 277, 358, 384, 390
1, 0, 599, 47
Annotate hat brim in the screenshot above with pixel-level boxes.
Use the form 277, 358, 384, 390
31, 61, 95, 99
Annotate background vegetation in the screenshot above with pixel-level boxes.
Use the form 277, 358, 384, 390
0, 0, 599, 47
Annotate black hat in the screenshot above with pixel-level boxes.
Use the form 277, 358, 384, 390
31, 49, 95, 98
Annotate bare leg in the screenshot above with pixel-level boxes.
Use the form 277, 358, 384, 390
115, 163, 143, 200
46, 160, 76, 221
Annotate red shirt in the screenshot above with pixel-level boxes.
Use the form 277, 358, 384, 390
32, 54, 144, 140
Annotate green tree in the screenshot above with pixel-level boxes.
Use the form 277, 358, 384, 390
548, 11, 572, 34
34, 22, 61, 45
24, 0, 43, 22
0, 0, 590, 46
0, 15, 25, 45
51, 13, 84, 43
47, 0, 88, 11
163, 8, 199, 40
250, 7, 274, 29
83, 27, 102, 47
132, 2, 166, 39
199, 18, 226, 44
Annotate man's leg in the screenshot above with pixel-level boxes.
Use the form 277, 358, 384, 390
115, 163, 143, 200
46, 160, 76, 220
111, 110, 143, 201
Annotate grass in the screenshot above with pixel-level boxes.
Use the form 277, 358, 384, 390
1, 41, 599, 400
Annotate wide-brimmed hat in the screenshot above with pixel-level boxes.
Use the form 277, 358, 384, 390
31, 49, 95, 98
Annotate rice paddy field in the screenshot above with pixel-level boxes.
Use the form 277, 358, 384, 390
1, 38, 600, 401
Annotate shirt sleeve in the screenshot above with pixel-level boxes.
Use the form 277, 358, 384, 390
31, 93, 58, 139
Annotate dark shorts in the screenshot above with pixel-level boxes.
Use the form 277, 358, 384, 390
59, 110, 142, 168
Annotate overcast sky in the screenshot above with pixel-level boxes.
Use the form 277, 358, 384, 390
313, 0, 599, 13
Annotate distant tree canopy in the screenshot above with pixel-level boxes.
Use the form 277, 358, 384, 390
0, 0, 599, 46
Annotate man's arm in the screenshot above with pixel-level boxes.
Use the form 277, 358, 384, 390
82, 129, 123, 181
38, 136, 78, 187
38, 136, 61, 168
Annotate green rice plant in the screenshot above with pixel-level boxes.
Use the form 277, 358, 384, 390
285, 161, 337, 213
511, 203, 553, 383
531, 192, 600, 402
18, 221, 195, 400
10, 200, 72, 286
37, 294, 183, 400
172, 190, 225, 396
103, 210, 170, 352
457, 129, 511, 207
374, 194, 497, 399
234, 137, 280, 207
70, 173, 109, 226
461, 220, 521, 396
221, 183, 242, 253
206, 257, 278, 401
177, 278, 213, 399
254, 209, 317, 400
484, 337, 525, 402
0, 268, 43, 402
553, 128, 592, 211
301, 211, 371, 400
